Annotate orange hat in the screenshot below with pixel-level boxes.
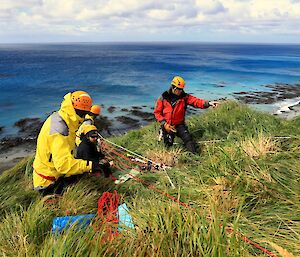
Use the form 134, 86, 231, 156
90, 105, 101, 115
71, 91, 92, 111
171, 76, 185, 89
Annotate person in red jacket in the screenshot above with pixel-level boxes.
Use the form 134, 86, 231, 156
154, 76, 219, 153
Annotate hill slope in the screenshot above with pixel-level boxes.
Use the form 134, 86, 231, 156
0, 101, 299, 257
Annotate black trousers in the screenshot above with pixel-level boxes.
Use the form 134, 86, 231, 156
38, 163, 112, 196
100, 162, 112, 177
38, 174, 84, 196
162, 124, 197, 153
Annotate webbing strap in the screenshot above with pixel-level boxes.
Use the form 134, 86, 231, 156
34, 170, 56, 181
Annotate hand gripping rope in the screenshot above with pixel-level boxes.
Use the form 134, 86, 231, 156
97, 133, 279, 257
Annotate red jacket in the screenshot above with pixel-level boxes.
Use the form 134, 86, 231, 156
154, 91, 209, 126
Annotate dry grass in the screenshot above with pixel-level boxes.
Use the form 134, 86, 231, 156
240, 134, 278, 158
267, 241, 296, 257
146, 147, 183, 166
205, 177, 239, 216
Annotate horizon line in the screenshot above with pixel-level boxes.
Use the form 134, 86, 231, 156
0, 41, 300, 45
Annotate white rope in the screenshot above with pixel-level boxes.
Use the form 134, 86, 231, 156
195, 136, 296, 144
97, 132, 171, 169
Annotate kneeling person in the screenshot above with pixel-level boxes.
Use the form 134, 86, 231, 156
33, 91, 101, 196
76, 125, 112, 178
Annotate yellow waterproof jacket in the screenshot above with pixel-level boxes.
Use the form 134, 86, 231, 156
33, 93, 92, 189
75, 114, 94, 146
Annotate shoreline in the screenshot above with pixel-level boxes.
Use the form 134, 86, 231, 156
1, 83, 300, 173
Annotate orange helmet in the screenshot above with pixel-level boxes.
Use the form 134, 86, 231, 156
171, 76, 185, 89
90, 105, 101, 115
71, 91, 92, 111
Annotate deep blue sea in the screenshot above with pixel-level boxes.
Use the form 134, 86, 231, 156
0, 43, 300, 137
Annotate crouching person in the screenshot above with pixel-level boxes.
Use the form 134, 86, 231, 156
75, 104, 101, 146
154, 76, 219, 154
76, 125, 112, 178
33, 91, 102, 196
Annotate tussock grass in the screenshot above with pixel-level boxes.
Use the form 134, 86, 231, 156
240, 133, 278, 158
146, 147, 183, 166
0, 101, 299, 256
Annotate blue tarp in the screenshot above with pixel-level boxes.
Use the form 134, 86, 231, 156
51, 203, 135, 233
52, 214, 95, 233
118, 203, 134, 231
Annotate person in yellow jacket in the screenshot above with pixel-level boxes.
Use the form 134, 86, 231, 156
75, 104, 101, 146
33, 91, 103, 195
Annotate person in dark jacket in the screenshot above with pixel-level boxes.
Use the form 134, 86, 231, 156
154, 76, 219, 153
76, 125, 112, 177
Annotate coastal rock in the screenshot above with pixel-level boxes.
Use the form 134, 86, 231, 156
115, 116, 139, 125
0, 126, 3, 134
0, 136, 36, 152
14, 118, 43, 137
130, 109, 155, 120
233, 83, 300, 104
233, 91, 249, 95
94, 116, 112, 133
107, 106, 116, 113
121, 108, 129, 112
132, 106, 142, 110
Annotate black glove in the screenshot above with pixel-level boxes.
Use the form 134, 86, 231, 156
92, 162, 102, 173
102, 163, 112, 178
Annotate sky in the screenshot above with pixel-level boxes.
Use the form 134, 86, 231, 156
1, 0, 300, 43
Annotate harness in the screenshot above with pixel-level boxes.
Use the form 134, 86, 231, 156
34, 170, 56, 182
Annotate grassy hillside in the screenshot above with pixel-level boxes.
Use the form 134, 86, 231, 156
0, 101, 299, 257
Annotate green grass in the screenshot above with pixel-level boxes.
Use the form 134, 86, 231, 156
0, 101, 299, 256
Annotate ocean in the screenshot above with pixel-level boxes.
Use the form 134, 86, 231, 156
0, 43, 300, 137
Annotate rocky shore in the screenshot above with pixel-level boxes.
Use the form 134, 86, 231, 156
233, 83, 300, 105
1, 82, 300, 173
232, 82, 300, 119
0, 105, 156, 173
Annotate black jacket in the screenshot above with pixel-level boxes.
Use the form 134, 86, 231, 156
76, 137, 105, 163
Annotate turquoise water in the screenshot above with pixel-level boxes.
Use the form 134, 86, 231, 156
0, 43, 299, 137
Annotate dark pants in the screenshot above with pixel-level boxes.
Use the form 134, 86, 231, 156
38, 174, 84, 196
163, 124, 197, 153
101, 162, 112, 177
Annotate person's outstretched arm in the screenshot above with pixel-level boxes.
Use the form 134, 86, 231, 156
186, 94, 219, 109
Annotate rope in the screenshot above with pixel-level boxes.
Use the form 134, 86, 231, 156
102, 143, 146, 168
196, 135, 297, 144
98, 132, 167, 169
226, 228, 278, 257
100, 135, 279, 256
96, 191, 119, 240
112, 160, 195, 211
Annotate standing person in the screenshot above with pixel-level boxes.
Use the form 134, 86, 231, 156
33, 91, 103, 195
75, 104, 101, 146
76, 125, 112, 178
154, 76, 219, 153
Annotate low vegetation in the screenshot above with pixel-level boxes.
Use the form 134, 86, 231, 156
0, 101, 299, 256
